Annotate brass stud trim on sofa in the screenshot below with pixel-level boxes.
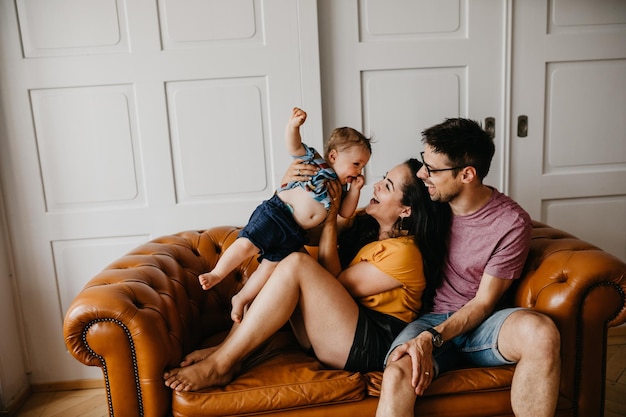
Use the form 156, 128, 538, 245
81, 317, 144, 417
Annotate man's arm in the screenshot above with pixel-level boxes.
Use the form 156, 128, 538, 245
434, 273, 513, 343
389, 273, 514, 395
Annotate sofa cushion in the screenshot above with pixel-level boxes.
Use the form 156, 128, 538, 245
172, 331, 366, 417
365, 366, 515, 397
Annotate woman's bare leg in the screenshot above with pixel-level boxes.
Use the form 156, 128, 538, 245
164, 252, 359, 391
175, 321, 242, 367
179, 346, 219, 367
289, 306, 312, 352
231, 260, 277, 323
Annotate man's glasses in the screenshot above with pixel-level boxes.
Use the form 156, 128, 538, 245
420, 152, 463, 177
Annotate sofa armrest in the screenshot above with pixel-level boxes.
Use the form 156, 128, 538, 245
515, 221, 626, 416
63, 227, 250, 417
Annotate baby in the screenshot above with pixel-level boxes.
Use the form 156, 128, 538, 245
199, 107, 372, 322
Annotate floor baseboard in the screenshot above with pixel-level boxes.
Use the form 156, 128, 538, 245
0, 385, 31, 417
31, 379, 105, 393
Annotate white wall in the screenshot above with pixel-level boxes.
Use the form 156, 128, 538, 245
0, 0, 323, 387
0, 188, 29, 411
0, 0, 623, 393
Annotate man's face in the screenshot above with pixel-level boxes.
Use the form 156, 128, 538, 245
417, 146, 462, 203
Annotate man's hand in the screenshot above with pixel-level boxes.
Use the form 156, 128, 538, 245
388, 332, 434, 395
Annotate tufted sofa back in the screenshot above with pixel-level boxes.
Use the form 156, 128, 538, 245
63, 222, 626, 417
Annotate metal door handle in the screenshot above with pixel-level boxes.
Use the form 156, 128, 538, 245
484, 117, 495, 139
517, 115, 528, 137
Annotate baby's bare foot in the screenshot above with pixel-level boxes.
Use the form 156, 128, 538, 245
198, 272, 222, 290
230, 293, 252, 323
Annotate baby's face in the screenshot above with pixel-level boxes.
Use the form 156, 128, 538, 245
331, 147, 370, 184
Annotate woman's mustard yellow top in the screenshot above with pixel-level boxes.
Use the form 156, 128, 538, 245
349, 235, 425, 322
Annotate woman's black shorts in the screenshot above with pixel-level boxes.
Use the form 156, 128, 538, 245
343, 305, 407, 373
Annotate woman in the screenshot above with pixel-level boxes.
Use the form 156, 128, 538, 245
164, 158, 449, 392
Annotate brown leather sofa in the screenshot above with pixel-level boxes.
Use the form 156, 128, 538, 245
64, 221, 626, 417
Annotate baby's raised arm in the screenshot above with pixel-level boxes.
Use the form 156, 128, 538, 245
338, 175, 365, 218
285, 107, 307, 157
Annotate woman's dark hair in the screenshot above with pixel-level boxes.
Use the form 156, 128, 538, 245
337, 159, 450, 311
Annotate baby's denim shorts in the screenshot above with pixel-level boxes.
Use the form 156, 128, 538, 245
239, 194, 307, 262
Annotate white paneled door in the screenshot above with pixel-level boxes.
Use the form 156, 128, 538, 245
0, 0, 322, 383
2, 0, 624, 389
318, 0, 508, 205
509, 0, 626, 261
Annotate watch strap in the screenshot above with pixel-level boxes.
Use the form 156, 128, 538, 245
425, 327, 443, 347
425, 327, 441, 338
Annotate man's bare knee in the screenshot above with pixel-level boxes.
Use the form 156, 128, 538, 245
500, 311, 560, 362
531, 314, 560, 365
377, 356, 418, 417
519, 312, 559, 348
382, 355, 412, 386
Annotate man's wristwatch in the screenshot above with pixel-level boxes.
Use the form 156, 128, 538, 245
426, 328, 444, 348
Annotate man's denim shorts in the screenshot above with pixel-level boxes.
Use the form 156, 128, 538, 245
384, 308, 524, 375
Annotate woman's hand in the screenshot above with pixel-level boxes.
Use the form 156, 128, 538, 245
281, 159, 318, 184
325, 178, 342, 218
317, 178, 342, 276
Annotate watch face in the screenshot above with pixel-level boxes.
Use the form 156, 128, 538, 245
427, 328, 444, 347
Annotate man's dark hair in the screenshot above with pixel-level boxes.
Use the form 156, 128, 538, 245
422, 118, 495, 181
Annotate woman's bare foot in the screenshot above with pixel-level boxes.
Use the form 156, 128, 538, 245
177, 346, 219, 368
164, 355, 235, 392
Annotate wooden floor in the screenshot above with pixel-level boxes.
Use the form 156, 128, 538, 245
13, 326, 626, 417
606, 324, 626, 417
14, 388, 108, 417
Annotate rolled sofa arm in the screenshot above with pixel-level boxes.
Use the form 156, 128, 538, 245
63, 227, 251, 417
515, 221, 626, 417
517, 222, 626, 327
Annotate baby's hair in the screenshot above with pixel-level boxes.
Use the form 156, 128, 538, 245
324, 127, 372, 160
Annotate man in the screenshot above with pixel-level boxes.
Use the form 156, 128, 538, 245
375, 118, 561, 417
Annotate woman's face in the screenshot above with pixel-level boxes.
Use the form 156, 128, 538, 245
365, 163, 411, 224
